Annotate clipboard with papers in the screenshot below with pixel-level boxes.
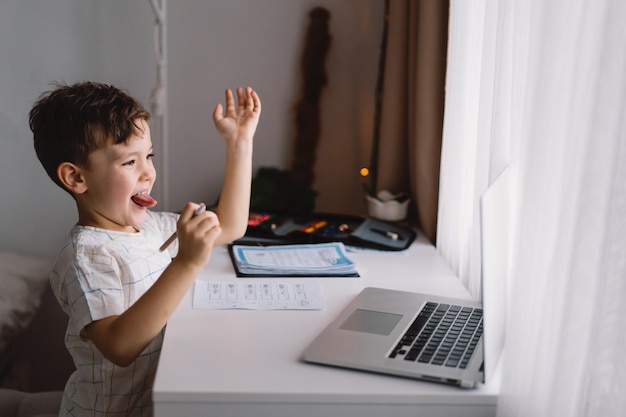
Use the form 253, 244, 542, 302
228, 242, 359, 277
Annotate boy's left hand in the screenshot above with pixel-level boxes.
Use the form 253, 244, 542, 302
212, 86, 261, 143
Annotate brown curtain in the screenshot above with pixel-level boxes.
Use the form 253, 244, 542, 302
375, 0, 449, 243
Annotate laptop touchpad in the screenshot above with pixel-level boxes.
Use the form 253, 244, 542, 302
339, 309, 403, 336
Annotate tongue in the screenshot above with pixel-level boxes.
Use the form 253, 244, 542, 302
131, 193, 157, 208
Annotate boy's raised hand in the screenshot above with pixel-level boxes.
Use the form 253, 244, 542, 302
212, 87, 261, 143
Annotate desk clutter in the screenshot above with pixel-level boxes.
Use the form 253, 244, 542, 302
238, 211, 416, 251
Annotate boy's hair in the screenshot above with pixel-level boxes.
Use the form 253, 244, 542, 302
28, 81, 150, 193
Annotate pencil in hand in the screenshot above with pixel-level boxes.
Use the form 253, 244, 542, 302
159, 204, 206, 252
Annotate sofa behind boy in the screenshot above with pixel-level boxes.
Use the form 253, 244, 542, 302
0, 251, 74, 416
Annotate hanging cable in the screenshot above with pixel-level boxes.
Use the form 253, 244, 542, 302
148, 0, 169, 209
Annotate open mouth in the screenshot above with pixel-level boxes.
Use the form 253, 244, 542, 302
131, 191, 157, 208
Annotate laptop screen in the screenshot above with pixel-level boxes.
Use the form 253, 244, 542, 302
480, 167, 510, 382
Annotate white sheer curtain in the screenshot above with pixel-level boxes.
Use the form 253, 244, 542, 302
438, 0, 626, 415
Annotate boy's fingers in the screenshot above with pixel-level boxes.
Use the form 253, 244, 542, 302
198, 213, 220, 234
245, 87, 254, 110
212, 103, 223, 122
179, 203, 195, 221
179, 202, 204, 222
236, 87, 245, 109
224, 89, 236, 114
251, 89, 261, 113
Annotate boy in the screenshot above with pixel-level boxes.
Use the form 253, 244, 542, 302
28, 81, 261, 416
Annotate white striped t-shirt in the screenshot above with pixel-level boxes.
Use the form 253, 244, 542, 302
51, 210, 178, 417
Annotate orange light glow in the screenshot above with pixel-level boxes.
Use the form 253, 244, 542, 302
360, 167, 370, 177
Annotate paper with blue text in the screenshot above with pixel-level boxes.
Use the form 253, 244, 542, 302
229, 242, 358, 277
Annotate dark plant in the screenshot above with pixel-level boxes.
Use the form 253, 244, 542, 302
250, 7, 331, 214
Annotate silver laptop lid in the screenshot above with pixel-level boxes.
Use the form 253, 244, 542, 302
480, 167, 510, 382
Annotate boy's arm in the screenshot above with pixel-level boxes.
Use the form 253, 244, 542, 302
211, 87, 261, 245
84, 203, 220, 367
85, 88, 260, 367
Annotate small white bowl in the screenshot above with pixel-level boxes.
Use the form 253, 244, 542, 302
366, 192, 410, 222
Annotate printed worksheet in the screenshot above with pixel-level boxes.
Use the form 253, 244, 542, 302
192, 281, 325, 310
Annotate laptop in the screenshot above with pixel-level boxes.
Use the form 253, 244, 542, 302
301, 168, 509, 388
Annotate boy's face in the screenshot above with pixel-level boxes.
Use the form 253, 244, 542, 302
76, 119, 157, 232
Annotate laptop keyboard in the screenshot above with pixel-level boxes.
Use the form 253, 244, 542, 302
388, 302, 483, 369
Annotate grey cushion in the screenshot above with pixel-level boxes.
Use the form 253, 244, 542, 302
0, 389, 62, 417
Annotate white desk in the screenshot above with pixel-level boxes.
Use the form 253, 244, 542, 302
153, 235, 500, 417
